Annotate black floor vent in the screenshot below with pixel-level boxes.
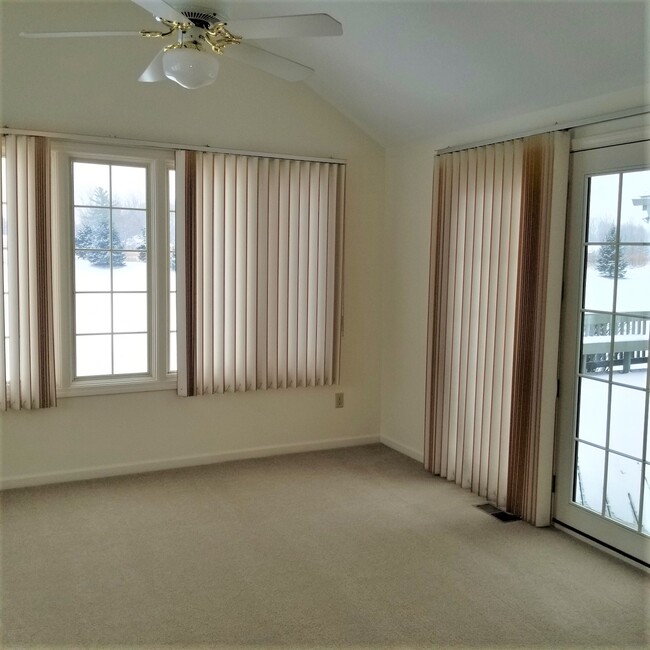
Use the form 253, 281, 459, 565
476, 503, 520, 522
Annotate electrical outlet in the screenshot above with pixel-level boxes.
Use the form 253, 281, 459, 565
335, 392, 344, 408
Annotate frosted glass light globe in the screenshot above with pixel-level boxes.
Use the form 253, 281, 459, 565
163, 48, 219, 89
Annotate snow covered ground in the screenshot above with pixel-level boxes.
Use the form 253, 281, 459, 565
584, 262, 650, 314
73, 257, 175, 376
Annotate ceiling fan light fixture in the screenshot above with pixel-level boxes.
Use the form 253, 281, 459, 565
162, 46, 219, 89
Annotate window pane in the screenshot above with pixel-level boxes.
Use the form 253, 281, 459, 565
169, 331, 177, 373
75, 257, 111, 292
621, 170, 650, 244
577, 378, 608, 447
113, 333, 148, 374
605, 452, 642, 529
642, 465, 650, 535
3, 253, 9, 293
113, 293, 147, 333
113, 257, 147, 293
111, 166, 146, 209
574, 442, 605, 514
609, 384, 645, 459
75, 206, 111, 250
587, 174, 619, 243
616, 246, 650, 314
168, 170, 175, 211
113, 209, 146, 249
611, 315, 648, 388
75, 293, 111, 334
76, 334, 112, 377
581, 312, 612, 376
584, 245, 614, 312
73, 163, 110, 206
169, 295, 176, 332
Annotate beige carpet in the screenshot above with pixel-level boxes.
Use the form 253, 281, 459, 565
1, 444, 648, 648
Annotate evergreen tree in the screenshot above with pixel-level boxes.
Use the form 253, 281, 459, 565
76, 187, 126, 267
596, 226, 628, 278
74, 222, 94, 260
136, 228, 147, 262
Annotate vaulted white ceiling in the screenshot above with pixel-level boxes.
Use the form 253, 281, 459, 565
4, 0, 648, 146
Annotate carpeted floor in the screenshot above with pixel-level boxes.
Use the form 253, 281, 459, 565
1, 444, 648, 648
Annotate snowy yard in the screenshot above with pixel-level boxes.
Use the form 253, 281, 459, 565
73, 257, 176, 376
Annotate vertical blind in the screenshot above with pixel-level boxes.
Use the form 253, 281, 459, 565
425, 132, 569, 524
0, 135, 56, 410
507, 133, 570, 525
176, 151, 345, 396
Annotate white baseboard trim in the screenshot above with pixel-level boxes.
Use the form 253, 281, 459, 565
380, 435, 423, 462
1, 435, 380, 490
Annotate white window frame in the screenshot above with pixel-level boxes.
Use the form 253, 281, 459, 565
52, 142, 176, 397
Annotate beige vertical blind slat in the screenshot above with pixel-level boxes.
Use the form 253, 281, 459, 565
176, 151, 345, 397
287, 161, 299, 387
297, 163, 310, 386
306, 164, 319, 386
195, 153, 205, 394
324, 165, 336, 385
200, 153, 213, 394
1, 134, 56, 411
333, 165, 345, 383
316, 164, 329, 385
246, 157, 258, 391
235, 156, 247, 391
468, 148, 486, 490
277, 160, 290, 389
477, 145, 496, 497
266, 160, 279, 389
256, 158, 269, 390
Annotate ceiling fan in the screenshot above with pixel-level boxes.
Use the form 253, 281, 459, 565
20, 0, 343, 89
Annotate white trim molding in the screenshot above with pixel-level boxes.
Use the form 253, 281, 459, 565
380, 436, 424, 462
0, 435, 380, 490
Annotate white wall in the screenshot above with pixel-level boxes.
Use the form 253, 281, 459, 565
379, 86, 648, 462
0, 1, 385, 486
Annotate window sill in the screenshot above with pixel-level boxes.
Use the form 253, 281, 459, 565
57, 376, 178, 398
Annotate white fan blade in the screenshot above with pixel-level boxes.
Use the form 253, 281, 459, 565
21, 31, 141, 38
225, 14, 342, 40
223, 43, 314, 82
138, 50, 166, 82
131, 0, 188, 24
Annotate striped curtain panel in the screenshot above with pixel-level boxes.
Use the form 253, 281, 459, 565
425, 132, 569, 525
0, 135, 57, 410
176, 150, 345, 396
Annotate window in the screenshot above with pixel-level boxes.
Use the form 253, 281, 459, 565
1, 156, 7, 380
168, 169, 177, 373
54, 144, 175, 395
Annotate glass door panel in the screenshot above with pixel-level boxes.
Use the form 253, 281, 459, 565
555, 140, 650, 566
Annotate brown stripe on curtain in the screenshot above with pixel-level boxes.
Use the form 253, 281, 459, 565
34, 137, 56, 408
184, 151, 197, 396
507, 132, 570, 524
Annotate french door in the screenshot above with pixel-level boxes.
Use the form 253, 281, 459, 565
555, 139, 650, 566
